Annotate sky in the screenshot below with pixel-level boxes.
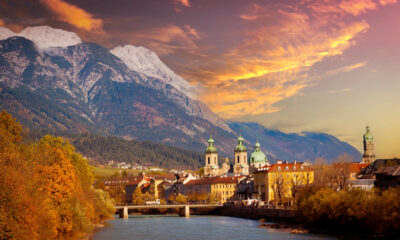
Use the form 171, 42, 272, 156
1, 0, 399, 158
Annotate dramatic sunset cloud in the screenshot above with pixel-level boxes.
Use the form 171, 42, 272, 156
183, 1, 372, 118
40, 0, 102, 31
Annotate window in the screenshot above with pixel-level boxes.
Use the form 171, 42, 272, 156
285, 166, 289, 170
293, 166, 296, 170
208, 157, 210, 165
301, 166, 304, 170
278, 166, 281, 170
237, 156, 240, 163
214, 157, 217, 164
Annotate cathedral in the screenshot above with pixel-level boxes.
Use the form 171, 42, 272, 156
362, 125, 376, 164
204, 135, 269, 177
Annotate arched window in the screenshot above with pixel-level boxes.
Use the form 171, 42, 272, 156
237, 156, 240, 163
208, 157, 210, 165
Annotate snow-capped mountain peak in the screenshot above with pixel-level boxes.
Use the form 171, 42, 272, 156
110, 45, 194, 97
0, 26, 81, 49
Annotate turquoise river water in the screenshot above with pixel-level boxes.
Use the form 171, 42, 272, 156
91, 215, 337, 240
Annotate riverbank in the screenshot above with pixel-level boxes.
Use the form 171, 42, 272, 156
213, 205, 393, 239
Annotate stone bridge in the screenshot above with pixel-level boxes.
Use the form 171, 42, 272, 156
115, 204, 222, 218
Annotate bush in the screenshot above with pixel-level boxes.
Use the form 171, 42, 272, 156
296, 187, 400, 236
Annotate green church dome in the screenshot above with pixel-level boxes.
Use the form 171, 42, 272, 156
363, 126, 373, 142
249, 141, 267, 164
205, 137, 218, 153
234, 135, 247, 152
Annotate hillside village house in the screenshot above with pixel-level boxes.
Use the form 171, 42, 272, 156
254, 161, 314, 204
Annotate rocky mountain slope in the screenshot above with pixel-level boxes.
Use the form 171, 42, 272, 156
0, 26, 361, 163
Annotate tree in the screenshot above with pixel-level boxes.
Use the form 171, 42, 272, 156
206, 193, 219, 204
272, 174, 287, 206
197, 168, 204, 177
313, 155, 351, 191
175, 194, 188, 204
0, 110, 22, 143
132, 187, 144, 205
290, 174, 305, 205
168, 194, 176, 204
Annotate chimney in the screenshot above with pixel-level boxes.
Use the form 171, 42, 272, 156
277, 160, 282, 164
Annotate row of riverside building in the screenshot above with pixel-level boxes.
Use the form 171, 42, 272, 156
102, 125, 399, 205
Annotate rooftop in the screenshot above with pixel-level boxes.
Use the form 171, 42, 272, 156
255, 163, 313, 173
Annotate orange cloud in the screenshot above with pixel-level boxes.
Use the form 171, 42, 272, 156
124, 24, 199, 56
309, 0, 382, 16
184, 25, 200, 39
379, 0, 397, 5
199, 70, 309, 118
0, 19, 4, 26
40, 0, 102, 31
240, 4, 270, 20
339, 0, 377, 16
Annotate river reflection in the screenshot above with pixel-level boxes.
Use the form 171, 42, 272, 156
92, 215, 337, 240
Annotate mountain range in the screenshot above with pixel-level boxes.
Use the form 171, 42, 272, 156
0, 26, 361, 164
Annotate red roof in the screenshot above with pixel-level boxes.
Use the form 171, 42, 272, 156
104, 176, 144, 186
350, 163, 369, 173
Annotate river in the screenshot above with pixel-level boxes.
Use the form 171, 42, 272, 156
91, 215, 336, 240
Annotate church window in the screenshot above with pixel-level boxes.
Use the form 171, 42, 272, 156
237, 156, 240, 163
208, 157, 210, 164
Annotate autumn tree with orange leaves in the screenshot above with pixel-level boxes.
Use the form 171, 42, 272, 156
0, 111, 115, 240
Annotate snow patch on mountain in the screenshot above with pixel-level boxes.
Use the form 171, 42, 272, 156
0, 26, 81, 49
110, 45, 194, 97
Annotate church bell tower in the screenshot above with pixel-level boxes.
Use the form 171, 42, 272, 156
233, 135, 249, 176
362, 125, 376, 164
204, 137, 219, 176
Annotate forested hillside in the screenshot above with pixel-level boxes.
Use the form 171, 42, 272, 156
27, 130, 204, 169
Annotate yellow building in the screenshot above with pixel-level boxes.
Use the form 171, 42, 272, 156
254, 162, 314, 204
183, 176, 245, 203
